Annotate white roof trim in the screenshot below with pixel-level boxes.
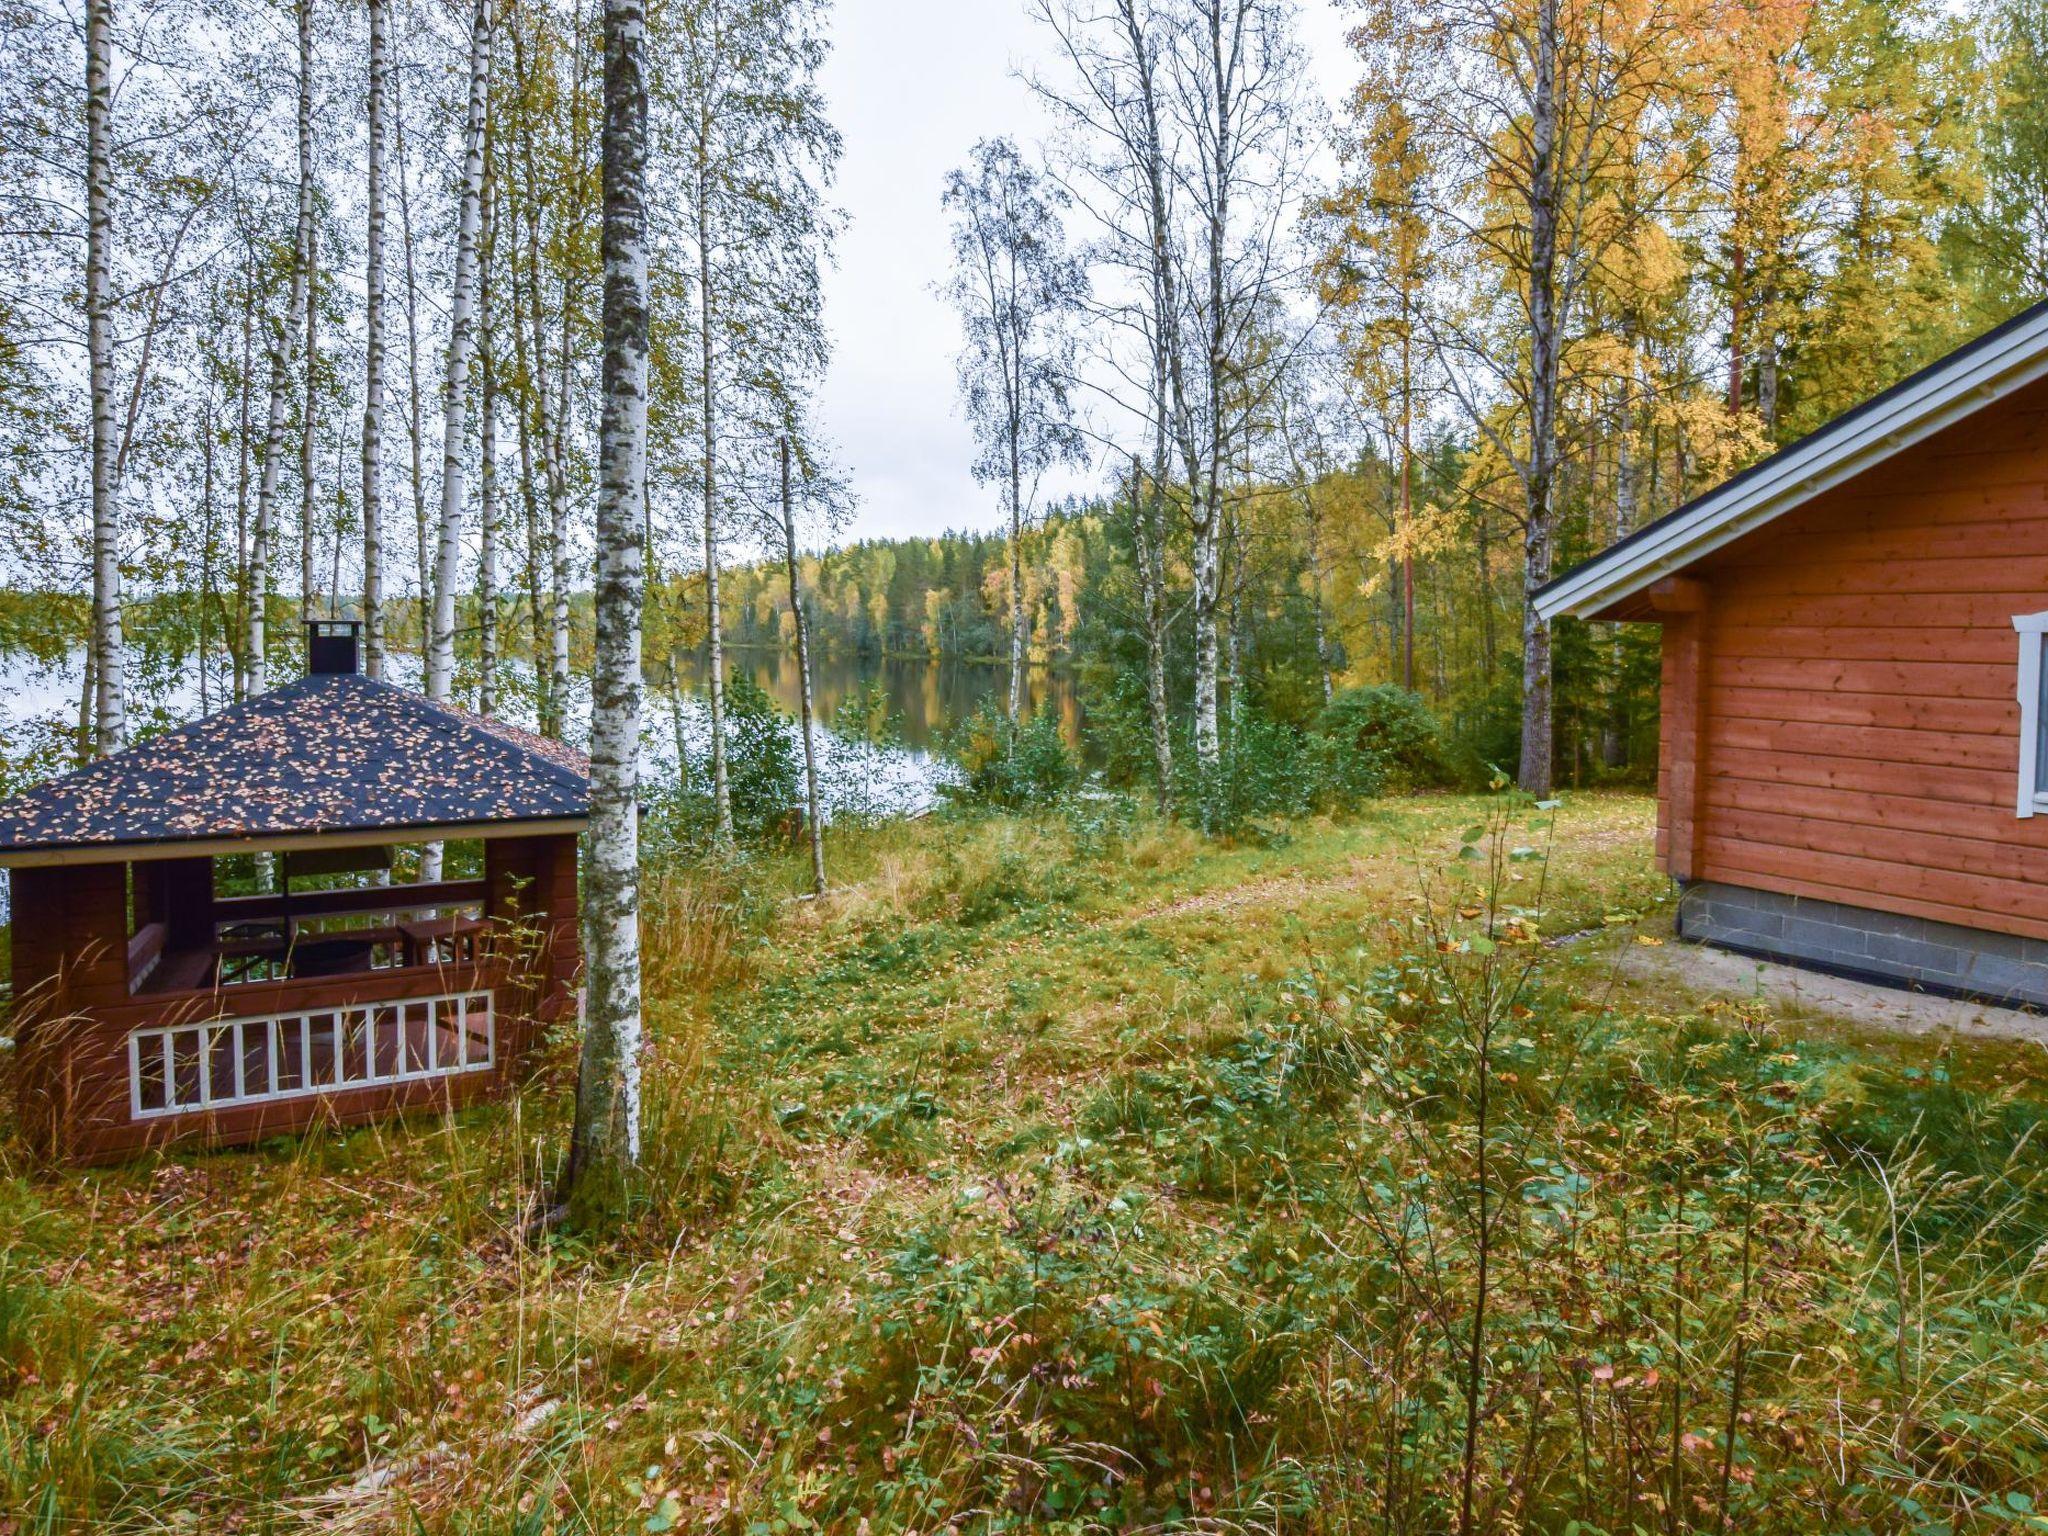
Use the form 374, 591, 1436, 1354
1533, 303, 2048, 622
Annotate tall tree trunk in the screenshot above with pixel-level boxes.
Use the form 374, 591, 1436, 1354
547, 276, 574, 733
234, 263, 254, 702
1516, 0, 1561, 798
300, 221, 320, 620
1007, 429, 1025, 721
509, 208, 549, 713
395, 68, 430, 667
427, 0, 494, 708
695, 136, 733, 846
85, 0, 124, 755
1134, 456, 1173, 812
249, 0, 317, 696
362, 0, 388, 676
199, 396, 216, 714
568, 0, 650, 1223
1304, 488, 1333, 705
1400, 322, 1415, 693
781, 437, 826, 895
508, 11, 554, 730
478, 160, 500, 715
422, 0, 493, 884
1757, 285, 1780, 435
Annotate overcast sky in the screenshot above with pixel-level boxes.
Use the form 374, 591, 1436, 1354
813, 0, 1354, 546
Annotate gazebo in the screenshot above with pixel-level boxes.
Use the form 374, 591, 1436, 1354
0, 622, 586, 1163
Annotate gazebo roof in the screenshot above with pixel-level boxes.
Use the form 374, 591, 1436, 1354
0, 672, 590, 867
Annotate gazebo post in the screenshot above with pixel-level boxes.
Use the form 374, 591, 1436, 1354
12, 860, 130, 1158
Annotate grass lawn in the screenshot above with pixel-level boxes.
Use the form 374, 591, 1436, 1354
6, 791, 2048, 1533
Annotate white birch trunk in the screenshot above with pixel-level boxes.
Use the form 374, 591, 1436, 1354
300, 221, 320, 619
427, 0, 493, 709
362, 0, 388, 676
85, 0, 124, 755
695, 141, 733, 846
1007, 435, 1025, 722
546, 288, 573, 736
393, 70, 429, 661
781, 437, 825, 895
248, 0, 317, 697
570, 0, 650, 1216
421, 0, 492, 886
478, 159, 500, 715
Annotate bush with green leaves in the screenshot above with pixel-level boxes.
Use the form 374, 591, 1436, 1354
1180, 710, 1313, 836
946, 699, 1079, 809
645, 674, 804, 851
1309, 684, 1445, 806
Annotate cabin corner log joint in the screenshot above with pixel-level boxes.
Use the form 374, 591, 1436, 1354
1537, 299, 2048, 1012
0, 622, 589, 1163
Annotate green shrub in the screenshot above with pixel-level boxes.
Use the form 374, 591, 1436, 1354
644, 674, 803, 851
1310, 684, 1445, 806
946, 699, 1079, 809
1180, 710, 1312, 835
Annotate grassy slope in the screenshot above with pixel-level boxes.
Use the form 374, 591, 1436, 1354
5, 793, 2048, 1533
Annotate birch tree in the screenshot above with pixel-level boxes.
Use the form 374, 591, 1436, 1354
84, 0, 123, 754
779, 434, 826, 894
1160, 0, 1305, 778
426, 0, 494, 708
941, 138, 1085, 721
247, 0, 318, 695
1028, 0, 1185, 809
569, 0, 651, 1224
362, 0, 388, 677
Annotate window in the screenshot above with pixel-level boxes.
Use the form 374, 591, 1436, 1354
2017, 612, 2048, 818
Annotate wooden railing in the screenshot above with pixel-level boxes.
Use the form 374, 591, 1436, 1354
129, 987, 494, 1120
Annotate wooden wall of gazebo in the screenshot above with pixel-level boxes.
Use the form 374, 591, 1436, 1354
9, 832, 579, 1164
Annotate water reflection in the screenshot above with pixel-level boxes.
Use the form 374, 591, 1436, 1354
664, 649, 1085, 751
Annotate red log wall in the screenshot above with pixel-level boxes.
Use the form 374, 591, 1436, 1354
1655, 374, 2048, 938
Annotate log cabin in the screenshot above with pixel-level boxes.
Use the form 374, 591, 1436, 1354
1535, 299, 2048, 1010
0, 621, 586, 1162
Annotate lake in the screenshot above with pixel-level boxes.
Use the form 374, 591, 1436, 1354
664, 647, 1084, 754
0, 644, 1086, 825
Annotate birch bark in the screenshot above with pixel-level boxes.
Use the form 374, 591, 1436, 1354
569, 0, 650, 1219
693, 130, 734, 846
478, 147, 500, 715
247, 0, 317, 696
85, 0, 124, 754
362, 0, 388, 676
300, 222, 319, 619
427, 0, 494, 708
781, 437, 826, 895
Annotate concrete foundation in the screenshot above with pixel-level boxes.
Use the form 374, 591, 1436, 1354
1677, 881, 2048, 1013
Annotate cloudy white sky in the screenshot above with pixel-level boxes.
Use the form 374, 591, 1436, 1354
813, 0, 1355, 545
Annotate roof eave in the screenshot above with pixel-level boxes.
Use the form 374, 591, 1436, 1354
0, 814, 590, 870
1532, 304, 2048, 624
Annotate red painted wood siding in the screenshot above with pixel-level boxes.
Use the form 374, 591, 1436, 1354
1668, 375, 2048, 939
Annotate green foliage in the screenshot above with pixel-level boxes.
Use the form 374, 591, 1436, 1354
1309, 683, 1445, 804
946, 698, 1079, 809
646, 674, 805, 851
721, 674, 803, 842
1182, 711, 1313, 835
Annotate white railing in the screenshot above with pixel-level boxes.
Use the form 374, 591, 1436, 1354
127, 990, 494, 1120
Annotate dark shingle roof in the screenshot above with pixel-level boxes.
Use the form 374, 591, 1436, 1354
0, 674, 590, 858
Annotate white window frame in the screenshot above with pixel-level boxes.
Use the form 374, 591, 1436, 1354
2016, 611, 2048, 819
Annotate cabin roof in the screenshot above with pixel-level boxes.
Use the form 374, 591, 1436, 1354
1533, 297, 2048, 623
0, 673, 590, 866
